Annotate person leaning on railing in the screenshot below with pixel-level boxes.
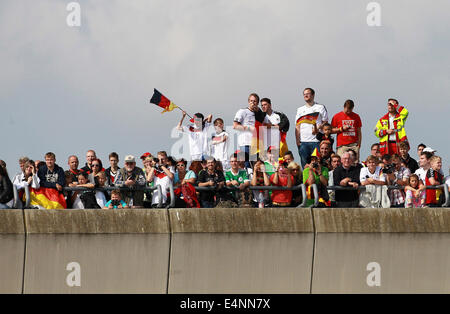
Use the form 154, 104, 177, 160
333, 152, 361, 208
303, 155, 329, 207
287, 161, 303, 206
0, 163, 14, 209
251, 160, 271, 208
384, 154, 411, 208
270, 161, 294, 207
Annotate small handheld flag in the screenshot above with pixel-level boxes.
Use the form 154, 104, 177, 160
150, 89, 178, 113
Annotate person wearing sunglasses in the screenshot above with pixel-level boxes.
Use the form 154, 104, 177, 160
374, 98, 409, 156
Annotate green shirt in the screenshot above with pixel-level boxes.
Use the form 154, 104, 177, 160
225, 169, 249, 185
264, 161, 276, 176
303, 166, 329, 206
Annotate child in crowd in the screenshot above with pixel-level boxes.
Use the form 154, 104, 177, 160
104, 189, 128, 209
72, 172, 100, 209
405, 174, 426, 208
251, 160, 270, 208
313, 122, 335, 148
425, 155, 444, 207
177, 111, 212, 161
210, 118, 229, 170
95, 171, 108, 207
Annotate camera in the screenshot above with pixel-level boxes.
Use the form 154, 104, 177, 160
127, 173, 136, 181
382, 164, 396, 174
312, 162, 320, 169
111, 199, 120, 207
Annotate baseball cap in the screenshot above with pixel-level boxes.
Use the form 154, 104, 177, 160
124, 155, 136, 163
140, 152, 152, 160
423, 147, 436, 153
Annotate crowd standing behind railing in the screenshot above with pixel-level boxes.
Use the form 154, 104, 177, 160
1, 88, 450, 209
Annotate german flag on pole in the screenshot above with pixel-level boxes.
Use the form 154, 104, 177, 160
150, 89, 178, 113
296, 112, 319, 125
23, 187, 67, 209
279, 131, 288, 157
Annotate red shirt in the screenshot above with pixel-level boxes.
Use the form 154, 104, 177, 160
425, 169, 444, 205
331, 111, 362, 147
270, 173, 293, 203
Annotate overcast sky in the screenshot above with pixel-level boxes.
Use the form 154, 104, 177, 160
1, 0, 449, 176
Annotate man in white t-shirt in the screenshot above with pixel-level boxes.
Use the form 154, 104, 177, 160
233, 93, 260, 167
210, 118, 230, 170
177, 111, 212, 161
295, 88, 328, 167
261, 97, 281, 157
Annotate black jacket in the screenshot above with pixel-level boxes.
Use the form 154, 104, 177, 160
0, 175, 14, 204
333, 165, 361, 203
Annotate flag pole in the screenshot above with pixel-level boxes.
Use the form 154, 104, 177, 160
175, 106, 194, 119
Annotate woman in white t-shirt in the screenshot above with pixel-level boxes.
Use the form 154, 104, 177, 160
360, 155, 386, 186
177, 111, 212, 161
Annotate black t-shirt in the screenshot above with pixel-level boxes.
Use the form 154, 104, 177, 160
401, 155, 419, 174
197, 170, 226, 202
333, 165, 361, 203
316, 133, 335, 147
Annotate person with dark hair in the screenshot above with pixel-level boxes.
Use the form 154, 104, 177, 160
313, 122, 334, 148
72, 172, 100, 209
260, 97, 291, 158
417, 144, 426, 159
13, 160, 40, 208
374, 99, 409, 156
270, 160, 294, 207
147, 151, 174, 207
210, 118, 230, 170
295, 87, 329, 168
0, 163, 14, 209
177, 110, 212, 161
370, 143, 381, 159
331, 99, 362, 161
37, 152, 65, 192
414, 151, 434, 184
105, 152, 120, 186
303, 155, 329, 207
188, 161, 203, 177
225, 154, 251, 207
398, 141, 419, 174
88, 158, 104, 185
319, 141, 333, 171
197, 158, 226, 208
283, 151, 295, 165
333, 152, 361, 207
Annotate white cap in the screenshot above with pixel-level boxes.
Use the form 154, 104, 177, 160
423, 147, 436, 153
124, 155, 136, 163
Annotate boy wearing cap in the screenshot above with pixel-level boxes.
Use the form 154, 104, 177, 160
114, 155, 146, 208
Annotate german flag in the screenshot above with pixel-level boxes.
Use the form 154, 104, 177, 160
296, 112, 319, 125
150, 89, 178, 113
279, 131, 288, 158
23, 187, 67, 209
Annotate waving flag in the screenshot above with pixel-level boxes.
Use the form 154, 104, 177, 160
296, 112, 319, 125
23, 187, 67, 209
150, 89, 178, 113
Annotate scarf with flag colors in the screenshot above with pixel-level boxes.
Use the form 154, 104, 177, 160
150, 89, 178, 113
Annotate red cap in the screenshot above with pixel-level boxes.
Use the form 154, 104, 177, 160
140, 152, 152, 160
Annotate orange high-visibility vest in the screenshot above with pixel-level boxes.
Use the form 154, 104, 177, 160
374, 106, 408, 155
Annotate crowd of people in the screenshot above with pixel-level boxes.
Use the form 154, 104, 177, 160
0, 88, 449, 209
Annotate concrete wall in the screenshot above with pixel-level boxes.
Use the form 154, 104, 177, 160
1, 207, 450, 293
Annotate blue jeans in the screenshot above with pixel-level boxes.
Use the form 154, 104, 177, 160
298, 142, 320, 168
0, 203, 10, 209
239, 145, 251, 169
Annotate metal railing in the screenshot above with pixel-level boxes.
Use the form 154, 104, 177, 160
19, 182, 449, 209
193, 184, 308, 208
319, 184, 450, 208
